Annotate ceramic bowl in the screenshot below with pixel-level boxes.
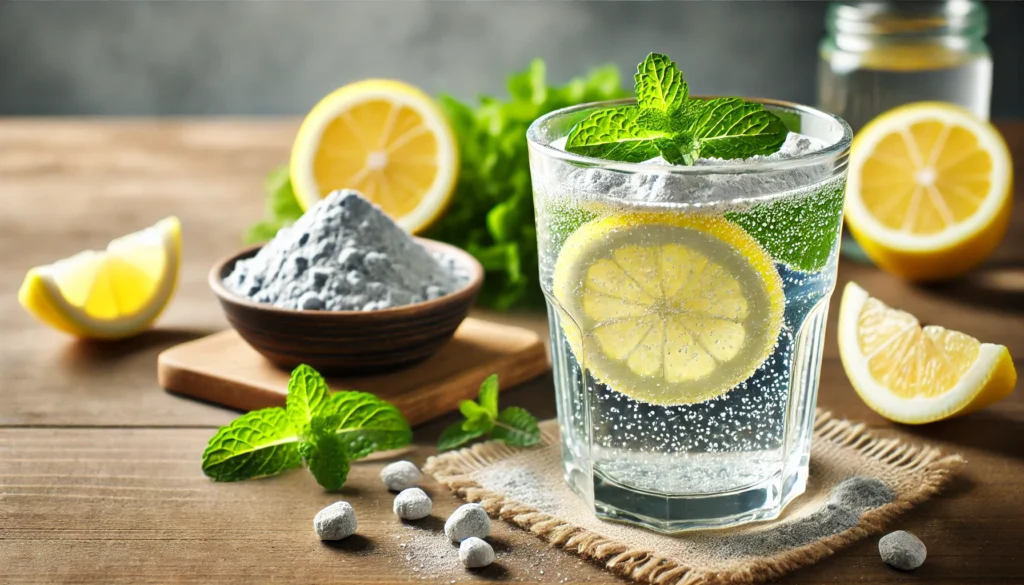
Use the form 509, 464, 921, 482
209, 238, 484, 374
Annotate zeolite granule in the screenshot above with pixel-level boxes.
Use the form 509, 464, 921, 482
313, 501, 357, 540
459, 537, 495, 568
381, 460, 421, 491
879, 530, 927, 570
445, 503, 491, 543
393, 487, 432, 520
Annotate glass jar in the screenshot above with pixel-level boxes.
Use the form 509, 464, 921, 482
818, 0, 992, 133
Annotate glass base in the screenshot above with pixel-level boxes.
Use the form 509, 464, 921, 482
568, 460, 808, 533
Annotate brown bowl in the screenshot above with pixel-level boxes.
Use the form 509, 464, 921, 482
209, 238, 483, 374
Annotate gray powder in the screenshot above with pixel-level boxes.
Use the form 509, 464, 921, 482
225, 190, 467, 311
723, 477, 895, 557
547, 132, 833, 208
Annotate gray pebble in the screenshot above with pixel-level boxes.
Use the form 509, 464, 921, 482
445, 503, 491, 543
299, 292, 324, 311
380, 460, 420, 491
393, 487, 432, 520
313, 501, 357, 541
459, 537, 494, 568
879, 530, 927, 570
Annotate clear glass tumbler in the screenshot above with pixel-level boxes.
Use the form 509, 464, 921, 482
527, 98, 852, 532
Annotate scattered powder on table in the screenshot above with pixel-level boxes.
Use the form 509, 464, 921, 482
225, 190, 468, 311
722, 476, 895, 556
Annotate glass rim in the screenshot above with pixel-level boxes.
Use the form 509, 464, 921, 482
526, 97, 853, 175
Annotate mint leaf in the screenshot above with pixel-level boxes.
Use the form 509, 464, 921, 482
462, 415, 494, 434
299, 418, 350, 491
319, 391, 412, 460
492, 407, 540, 447
478, 374, 499, 419
285, 364, 330, 435
201, 408, 302, 482
565, 106, 668, 162
438, 422, 486, 452
725, 180, 845, 272
690, 97, 787, 160
459, 399, 492, 424
634, 53, 687, 113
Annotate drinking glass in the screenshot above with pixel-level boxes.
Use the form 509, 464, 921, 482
527, 98, 852, 532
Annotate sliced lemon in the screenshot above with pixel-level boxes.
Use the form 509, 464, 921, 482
18, 217, 181, 340
553, 211, 785, 405
289, 79, 458, 234
845, 102, 1013, 281
838, 282, 1016, 424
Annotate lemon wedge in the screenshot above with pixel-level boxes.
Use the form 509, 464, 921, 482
838, 282, 1016, 424
553, 211, 785, 405
18, 217, 181, 340
845, 102, 1013, 281
289, 79, 458, 234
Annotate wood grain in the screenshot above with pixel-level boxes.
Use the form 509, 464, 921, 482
1, 118, 1022, 584
158, 320, 549, 426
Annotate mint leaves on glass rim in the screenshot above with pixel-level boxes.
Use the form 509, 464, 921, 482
565, 53, 788, 165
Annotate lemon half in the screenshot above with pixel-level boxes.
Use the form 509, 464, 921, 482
838, 282, 1016, 424
553, 211, 785, 405
18, 217, 181, 340
845, 102, 1013, 281
290, 79, 458, 234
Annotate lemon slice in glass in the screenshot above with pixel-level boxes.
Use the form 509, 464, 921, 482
18, 217, 181, 340
553, 211, 785, 405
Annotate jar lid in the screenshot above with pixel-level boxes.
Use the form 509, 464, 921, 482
828, 1, 987, 37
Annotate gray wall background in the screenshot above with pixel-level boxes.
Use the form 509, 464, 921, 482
1, 1, 1021, 117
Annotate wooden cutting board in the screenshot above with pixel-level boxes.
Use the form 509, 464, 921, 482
158, 317, 550, 426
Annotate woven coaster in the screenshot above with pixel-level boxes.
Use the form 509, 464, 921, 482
424, 410, 963, 585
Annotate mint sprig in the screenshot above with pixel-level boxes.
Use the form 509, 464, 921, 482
201, 364, 412, 491
438, 374, 540, 451
566, 53, 788, 164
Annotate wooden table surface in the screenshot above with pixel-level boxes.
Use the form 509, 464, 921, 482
1, 119, 1022, 585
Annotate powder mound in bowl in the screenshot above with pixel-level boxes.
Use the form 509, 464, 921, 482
225, 189, 469, 311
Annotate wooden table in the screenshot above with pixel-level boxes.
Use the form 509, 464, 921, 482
1, 119, 1022, 584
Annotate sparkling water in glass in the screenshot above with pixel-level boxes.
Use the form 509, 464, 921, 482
526, 99, 852, 532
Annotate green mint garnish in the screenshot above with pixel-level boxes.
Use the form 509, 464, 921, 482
201, 364, 411, 491
565, 53, 788, 164
724, 180, 846, 272
437, 374, 541, 451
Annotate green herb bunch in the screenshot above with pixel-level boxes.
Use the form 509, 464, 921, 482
201, 364, 412, 491
565, 53, 788, 164
438, 374, 540, 451
426, 61, 629, 309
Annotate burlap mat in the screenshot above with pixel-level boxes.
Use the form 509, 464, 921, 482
424, 410, 963, 585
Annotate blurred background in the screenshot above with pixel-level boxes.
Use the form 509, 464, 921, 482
2, 0, 1021, 118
